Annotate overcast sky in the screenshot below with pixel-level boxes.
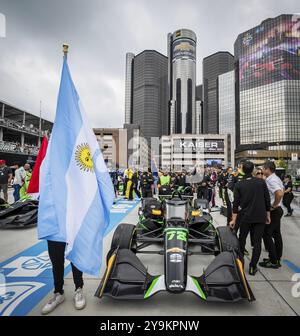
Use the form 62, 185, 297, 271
0, 0, 299, 127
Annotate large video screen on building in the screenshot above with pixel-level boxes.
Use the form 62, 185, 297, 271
236, 15, 300, 91
172, 38, 196, 61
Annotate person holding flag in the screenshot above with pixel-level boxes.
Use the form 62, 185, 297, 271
38, 45, 114, 315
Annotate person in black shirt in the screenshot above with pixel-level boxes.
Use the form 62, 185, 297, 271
217, 167, 223, 199
197, 169, 210, 200
221, 168, 233, 225
132, 171, 141, 199
140, 171, 153, 198
0, 160, 12, 202
109, 171, 118, 198
282, 175, 294, 216
230, 161, 271, 276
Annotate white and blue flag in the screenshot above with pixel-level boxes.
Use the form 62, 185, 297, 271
38, 55, 115, 276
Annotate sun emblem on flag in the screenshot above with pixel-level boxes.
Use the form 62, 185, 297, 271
75, 143, 94, 172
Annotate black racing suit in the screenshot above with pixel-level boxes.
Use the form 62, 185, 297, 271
140, 173, 153, 198
197, 175, 210, 200
132, 173, 141, 199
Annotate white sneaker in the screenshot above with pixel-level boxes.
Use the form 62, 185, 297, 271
74, 288, 86, 310
41, 293, 65, 315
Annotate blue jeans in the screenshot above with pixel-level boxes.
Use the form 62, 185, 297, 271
13, 184, 21, 202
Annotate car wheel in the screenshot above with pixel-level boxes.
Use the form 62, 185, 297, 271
106, 223, 137, 265
216, 226, 241, 255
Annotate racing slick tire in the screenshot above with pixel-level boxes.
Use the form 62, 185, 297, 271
216, 226, 241, 256
106, 224, 137, 265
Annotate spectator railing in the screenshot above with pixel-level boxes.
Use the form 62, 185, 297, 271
0, 117, 46, 137
0, 141, 39, 155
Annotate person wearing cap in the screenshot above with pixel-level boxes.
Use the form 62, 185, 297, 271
0, 160, 12, 202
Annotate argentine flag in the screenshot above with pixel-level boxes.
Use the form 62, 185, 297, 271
38, 54, 115, 276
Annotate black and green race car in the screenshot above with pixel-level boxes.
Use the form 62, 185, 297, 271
0, 197, 39, 228
95, 193, 255, 303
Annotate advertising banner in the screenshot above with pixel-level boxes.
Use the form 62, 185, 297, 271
173, 139, 224, 153
237, 15, 300, 91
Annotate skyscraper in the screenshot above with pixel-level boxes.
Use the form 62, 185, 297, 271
124, 50, 168, 146
196, 84, 203, 134
218, 70, 236, 166
203, 52, 234, 134
168, 29, 197, 135
124, 53, 135, 124
235, 14, 300, 161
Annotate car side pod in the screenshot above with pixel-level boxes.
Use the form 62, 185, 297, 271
190, 251, 255, 302
95, 248, 166, 300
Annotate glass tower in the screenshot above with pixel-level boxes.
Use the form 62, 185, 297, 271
168, 29, 197, 135
202, 52, 234, 134
218, 70, 236, 166
235, 14, 300, 153
130, 50, 168, 144
125, 53, 135, 124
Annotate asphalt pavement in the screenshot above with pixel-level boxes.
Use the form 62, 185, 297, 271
0, 188, 299, 316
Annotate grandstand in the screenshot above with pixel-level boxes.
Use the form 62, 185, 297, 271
0, 99, 53, 166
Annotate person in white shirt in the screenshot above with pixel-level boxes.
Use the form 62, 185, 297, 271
259, 161, 284, 269
13, 163, 26, 202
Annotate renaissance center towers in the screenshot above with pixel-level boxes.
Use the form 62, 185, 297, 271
168, 29, 197, 135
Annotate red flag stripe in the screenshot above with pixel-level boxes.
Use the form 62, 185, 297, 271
27, 136, 49, 193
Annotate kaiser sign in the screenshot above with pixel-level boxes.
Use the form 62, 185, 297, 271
174, 139, 224, 153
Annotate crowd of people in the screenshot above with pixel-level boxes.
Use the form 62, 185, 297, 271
110, 160, 296, 277
0, 141, 39, 155
0, 160, 32, 203
14, 142, 40, 155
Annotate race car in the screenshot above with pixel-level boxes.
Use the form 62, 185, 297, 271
0, 198, 39, 228
137, 193, 214, 253
95, 194, 255, 303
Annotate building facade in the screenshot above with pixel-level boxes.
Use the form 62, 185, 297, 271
235, 14, 300, 162
124, 50, 168, 147
203, 52, 234, 134
124, 123, 150, 171
124, 53, 135, 124
94, 128, 128, 171
218, 70, 236, 166
161, 134, 229, 171
196, 84, 203, 134
0, 99, 53, 165
168, 29, 197, 134
94, 126, 149, 171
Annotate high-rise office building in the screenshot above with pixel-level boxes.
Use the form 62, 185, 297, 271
218, 70, 236, 166
235, 14, 300, 162
203, 52, 234, 134
196, 84, 203, 134
124, 50, 168, 145
124, 53, 135, 124
196, 84, 203, 101
168, 29, 197, 134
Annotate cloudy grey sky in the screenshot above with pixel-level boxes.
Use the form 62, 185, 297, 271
0, 0, 299, 127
